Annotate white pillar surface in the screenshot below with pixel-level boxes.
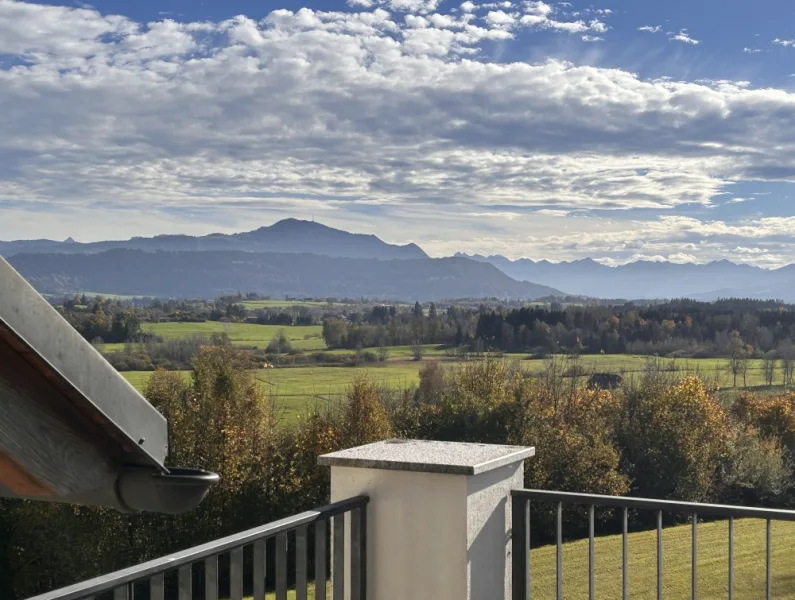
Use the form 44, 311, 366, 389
319, 439, 534, 600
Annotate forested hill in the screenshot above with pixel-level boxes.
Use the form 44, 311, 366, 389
8, 249, 564, 301
0, 219, 427, 261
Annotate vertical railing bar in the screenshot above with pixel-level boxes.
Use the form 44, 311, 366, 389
622, 507, 628, 600
360, 505, 368, 600
556, 501, 563, 600
253, 539, 266, 600
205, 555, 218, 600
150, 573, 165, 600
657, 510, 663, 600
333, 514, 345, 600
728, 517, 734, 600
691, 512, 697, 600
511, 497, 529, 600
315, 519, 327, 600
276, 532, 288, 600
296, 526, 309, 600
231, 547, 244, 600
588, 504, 595, 600
766, 519, 772, 600
351, 508, 362, 600
527, 499, 531, 599
178, 564, 192, 600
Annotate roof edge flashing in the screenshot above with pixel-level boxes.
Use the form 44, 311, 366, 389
0, 257, 168, 466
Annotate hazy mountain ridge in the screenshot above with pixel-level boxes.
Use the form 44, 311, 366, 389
8, 250, 563, 301
0, 219, 428, 261
456, 253, 795, 302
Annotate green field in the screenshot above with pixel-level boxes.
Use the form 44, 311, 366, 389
323, 344, 447, 359
509, 354, 773, 390
111, 322, 327, 351
242, 300, 335, 309
121, 352, 789, 424
530, 518, 795, 599
122, 363, 422, 424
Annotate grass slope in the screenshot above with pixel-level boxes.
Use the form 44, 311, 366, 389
530, 518, 795, 599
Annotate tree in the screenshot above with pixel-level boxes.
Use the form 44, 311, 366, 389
727, 331, 748, 387
618, 377, 730, 501
322, 318, 347, 348
377, 345, 390, 362
778, 340, 795, 387
267, 329, 293, 360
762, 351, 777, 387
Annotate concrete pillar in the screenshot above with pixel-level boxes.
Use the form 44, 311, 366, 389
318, 439, 534, 600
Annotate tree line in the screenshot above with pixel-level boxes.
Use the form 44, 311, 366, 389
475, 299, 795, 358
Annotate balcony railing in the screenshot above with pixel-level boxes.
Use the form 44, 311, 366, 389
511, 489, 795, 600
28, 495, 368, 600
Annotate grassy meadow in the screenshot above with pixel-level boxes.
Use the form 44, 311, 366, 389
104, 322, 325, 352
241, 300, 335, 309
119, 334, 789, 425
123, 363, 423, 424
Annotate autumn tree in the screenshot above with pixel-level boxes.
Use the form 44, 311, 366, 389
618, 377, 730, 502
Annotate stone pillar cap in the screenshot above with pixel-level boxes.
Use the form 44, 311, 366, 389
319, 439, 534, 476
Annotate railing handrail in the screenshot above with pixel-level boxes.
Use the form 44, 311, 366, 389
26, 495, 369, 600
512, 488, 795, 521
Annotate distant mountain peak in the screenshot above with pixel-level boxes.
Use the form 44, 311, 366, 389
0, 218, 429, 262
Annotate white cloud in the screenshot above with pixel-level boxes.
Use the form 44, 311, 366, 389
638, 25, 661, 33
4, 1, 795, 265
517, 3, 609, 35
485, 9, 515, 27
460, 0, 477, 11
773, 38, 795, 47
581, 34, 603, 42
523, 1, 553, 16
669, 29, 699, 44
742, 47, 761, 54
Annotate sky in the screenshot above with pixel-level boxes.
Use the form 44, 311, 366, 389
2, 0, 795, 266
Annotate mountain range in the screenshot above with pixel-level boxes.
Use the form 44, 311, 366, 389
0, 218, 427, 261
7, 250, 561, 301
4, 218, 795, 301
456, 253, 795, 302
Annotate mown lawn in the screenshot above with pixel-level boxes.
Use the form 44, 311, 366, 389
530, 518, 795, 599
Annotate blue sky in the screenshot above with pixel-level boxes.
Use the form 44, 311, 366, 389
3, 0, 795, 266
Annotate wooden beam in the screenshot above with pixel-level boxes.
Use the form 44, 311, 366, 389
0, 341, 119, 499
0, 448, 50, 495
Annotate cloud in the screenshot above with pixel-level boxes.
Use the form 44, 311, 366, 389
485, 9, 515, 27
742, 47, 761, 54
773, 38, 795, 47
638, 25, 661, 33
4, 1, 795, 265
460, 0, 477, 11
581, 34, 603, 42
669, 29, 699, 44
